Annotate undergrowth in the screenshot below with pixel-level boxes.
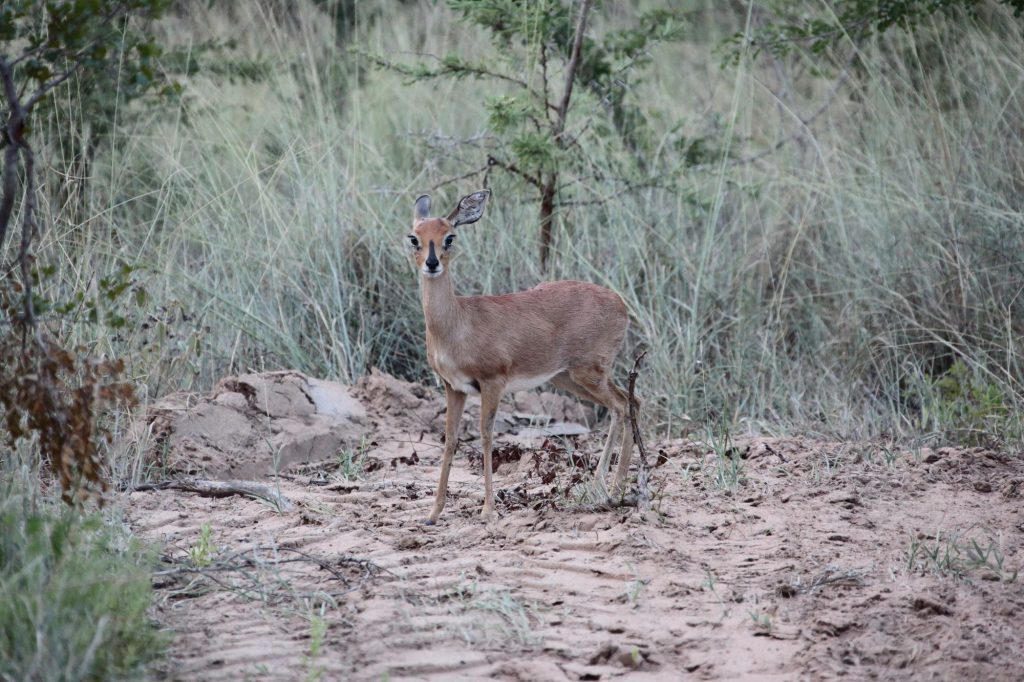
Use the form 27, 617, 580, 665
0, 480, 163, 681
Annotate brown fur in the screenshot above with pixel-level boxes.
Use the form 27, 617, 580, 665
410, 197, 634, 524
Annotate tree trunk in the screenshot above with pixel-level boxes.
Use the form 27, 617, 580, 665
538, 0, 591, 273
538, 175, 557, 273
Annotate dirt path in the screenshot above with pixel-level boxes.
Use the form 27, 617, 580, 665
124, 374, 1024, 681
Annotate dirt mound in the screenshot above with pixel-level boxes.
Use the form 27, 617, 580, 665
130, 371, 369, 478
128, 369, 595, 481
353, 368, 446, 433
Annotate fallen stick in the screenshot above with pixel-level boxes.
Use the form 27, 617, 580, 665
126, 478, 294, 512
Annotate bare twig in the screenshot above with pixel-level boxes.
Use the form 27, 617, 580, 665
428, 163, 490, 191
154, 545, 386, 604
125, 478, 295, 511
556, 178, 677, 207
627, 350, 649, 467
487, 155, 543, 190
627, 350, 650, 509
732, 59, 854, 167
576, 350, 651, 513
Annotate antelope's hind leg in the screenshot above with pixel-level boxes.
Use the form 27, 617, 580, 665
426, 384, 467, 525
553, 371, 627, 496
478, 381, 504, 519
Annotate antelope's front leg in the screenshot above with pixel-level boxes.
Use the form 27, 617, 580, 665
426, 384, 467, 525
478, 382, 503, 519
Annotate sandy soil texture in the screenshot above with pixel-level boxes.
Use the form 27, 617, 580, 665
122, 372, 1024, 681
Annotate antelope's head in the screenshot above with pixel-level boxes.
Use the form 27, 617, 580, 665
408, 190, 490, 279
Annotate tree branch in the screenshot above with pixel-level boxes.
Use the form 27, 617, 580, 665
732, 60, 853, 167
23, 64, 85, 112
0, 56, 25, 258
428, 163, 490, 191
554, 0, 593, 141
18, 137, 36, 326
486, 154, 542, 189
540, 41, 555, 123
368, 51, 533, 91
125, 479, 295, 512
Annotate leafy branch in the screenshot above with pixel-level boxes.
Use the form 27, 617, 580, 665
732, 0, 1024, 60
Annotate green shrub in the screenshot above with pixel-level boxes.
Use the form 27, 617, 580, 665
919, 361, 1015, 445
0, 484, 164, 681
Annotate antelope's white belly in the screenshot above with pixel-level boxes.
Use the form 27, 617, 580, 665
505, 370, 561, 393
432, 351, 560, 396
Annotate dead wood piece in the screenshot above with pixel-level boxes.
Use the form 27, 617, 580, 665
129, 478, 294, 511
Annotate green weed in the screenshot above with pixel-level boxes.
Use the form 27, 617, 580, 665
905, 530, 1018, 583
748, 610, 773, 633
335, 439, 371, 481
443, 578, 542, 648
702, 423, 745, 491
303, 609, 328, 682
188, 523, 216, 568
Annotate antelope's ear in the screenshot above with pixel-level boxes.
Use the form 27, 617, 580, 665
414, 194, 432, 221
446, 190, 490, 227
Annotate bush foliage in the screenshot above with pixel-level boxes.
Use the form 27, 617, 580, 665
0, 485, 162, 681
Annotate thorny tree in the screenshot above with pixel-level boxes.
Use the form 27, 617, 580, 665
372, 0, 686, 270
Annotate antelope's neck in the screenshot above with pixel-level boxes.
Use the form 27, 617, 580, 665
420, 272, 462, 344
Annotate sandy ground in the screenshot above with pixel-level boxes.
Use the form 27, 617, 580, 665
123, 371, 1024, 681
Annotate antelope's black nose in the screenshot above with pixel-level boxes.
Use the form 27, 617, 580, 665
425, 242, 440, 270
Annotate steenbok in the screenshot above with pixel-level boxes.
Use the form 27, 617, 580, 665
409, 190, 634, 523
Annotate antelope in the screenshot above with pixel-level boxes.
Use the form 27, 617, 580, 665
409, 190, 635, 524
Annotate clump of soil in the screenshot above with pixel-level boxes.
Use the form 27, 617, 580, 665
353, 368, 446, 434
128, 371, 369, 478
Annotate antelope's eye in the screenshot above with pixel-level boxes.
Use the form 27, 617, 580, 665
408, 235, 420, 248
443, 234, 455, 249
